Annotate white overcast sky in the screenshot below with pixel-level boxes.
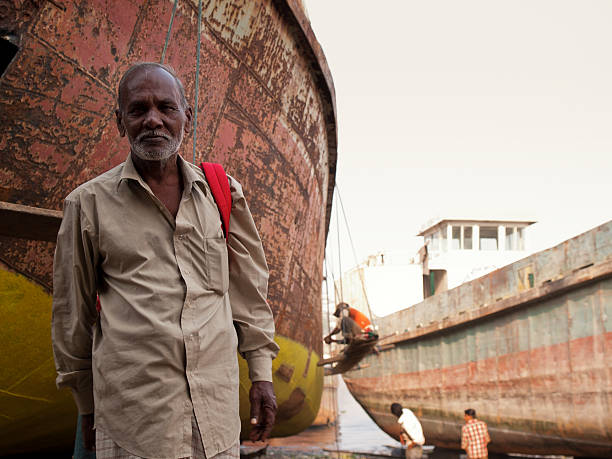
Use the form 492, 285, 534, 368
305, 0, 612, 272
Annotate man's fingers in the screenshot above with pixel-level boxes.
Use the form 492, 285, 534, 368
81, 414, 96, 451
263, 403, 276, 427
249, 423, 267, 442
249, 392, 261, 427
249, 381, 277, 442
260, 419, 275, 441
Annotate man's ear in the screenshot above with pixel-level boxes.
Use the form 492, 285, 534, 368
115, 109, 126, 137
183, 106, 193, 134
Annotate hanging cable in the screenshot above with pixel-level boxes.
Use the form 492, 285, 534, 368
335, 192, 343, 302
326, 247, 341, 304
335, 184, 376, 326
192, 0, 203, 164
160, 0, 179, 64
324, 258, 332, 338
324, 259, 341, 458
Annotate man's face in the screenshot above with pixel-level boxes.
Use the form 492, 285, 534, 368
116, 67, 192, 161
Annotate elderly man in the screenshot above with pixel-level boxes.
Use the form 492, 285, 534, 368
51, 62, 279, 459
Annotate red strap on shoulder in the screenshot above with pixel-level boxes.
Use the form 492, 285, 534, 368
199, 162, 231, 240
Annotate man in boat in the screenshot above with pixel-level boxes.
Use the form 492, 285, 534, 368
390, 403, 425, 458
461, 408, 491, 459
323, 302, 376, 345
51, 62, 279, 459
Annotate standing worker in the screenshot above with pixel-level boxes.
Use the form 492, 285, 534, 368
324, 302, 375, 345
390, 403, 425, 458
461, 408, 491, 459
51, 62, 279, 459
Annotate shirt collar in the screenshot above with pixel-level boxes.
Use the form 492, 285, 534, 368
119, 153, 206, 194
177, 154, 205, 191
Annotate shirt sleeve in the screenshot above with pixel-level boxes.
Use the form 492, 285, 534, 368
226, 176, 279, 382
461, 426, 468, 450
51, 197, 99, 414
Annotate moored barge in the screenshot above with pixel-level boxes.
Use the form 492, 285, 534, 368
344, 221, 612, 457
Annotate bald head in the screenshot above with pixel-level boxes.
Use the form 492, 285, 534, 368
117, 62, 188, 112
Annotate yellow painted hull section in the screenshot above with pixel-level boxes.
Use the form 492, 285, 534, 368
239, 336, 324, 439
0, 268, 322, 454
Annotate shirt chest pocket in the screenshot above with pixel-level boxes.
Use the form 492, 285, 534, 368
203, 236, 229, 295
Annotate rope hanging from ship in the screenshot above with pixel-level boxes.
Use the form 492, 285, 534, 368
320, 185, 379, 375
335, 184, 376, 327
159, 0, 203, 165
323, 259, 341, 457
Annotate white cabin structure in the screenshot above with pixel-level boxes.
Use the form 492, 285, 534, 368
334, 218, 536, 321
419, 218, 536, 296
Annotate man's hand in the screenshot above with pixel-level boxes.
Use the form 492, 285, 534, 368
324, 335, 332, 345
248, 381, 276, 442
81, 413, 96, 451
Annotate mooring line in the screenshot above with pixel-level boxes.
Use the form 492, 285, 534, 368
192, 0, 203, 164
160, 0, 179, 64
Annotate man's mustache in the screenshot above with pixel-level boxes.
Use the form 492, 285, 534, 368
135, 130, 171, 141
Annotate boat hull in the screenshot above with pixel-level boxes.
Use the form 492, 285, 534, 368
0, 0, 336, 454
344, 222, 612, 458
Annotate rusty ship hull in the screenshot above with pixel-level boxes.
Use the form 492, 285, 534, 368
0, 0, 336, 454
344, 222, 612, 458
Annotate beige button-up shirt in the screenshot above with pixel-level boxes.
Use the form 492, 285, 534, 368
51, 154, 279, 458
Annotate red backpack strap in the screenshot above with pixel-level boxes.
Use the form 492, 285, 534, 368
199, 162, 231, 240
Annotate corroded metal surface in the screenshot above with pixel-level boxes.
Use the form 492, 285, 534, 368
344, 221, 612, 457
0, 0, 336, 453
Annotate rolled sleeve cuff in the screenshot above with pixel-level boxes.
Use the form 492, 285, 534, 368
247, 354, 273, 382
71, 387, 94, 415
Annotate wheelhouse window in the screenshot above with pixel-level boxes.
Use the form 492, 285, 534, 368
505, 227, 515, 250
441, 226, 448, 251
464, 226, 473, 249
517, 227, 525, 250
431, 231, 440, 251
451, 226, 461, 250
479, 226, 498, 250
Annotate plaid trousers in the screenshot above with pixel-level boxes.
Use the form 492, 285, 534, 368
95, 414, 239, 459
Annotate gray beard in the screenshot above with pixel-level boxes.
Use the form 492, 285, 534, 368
129, 129, 183, 162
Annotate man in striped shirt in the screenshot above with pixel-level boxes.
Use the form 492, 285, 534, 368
461, 409, 491, 459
